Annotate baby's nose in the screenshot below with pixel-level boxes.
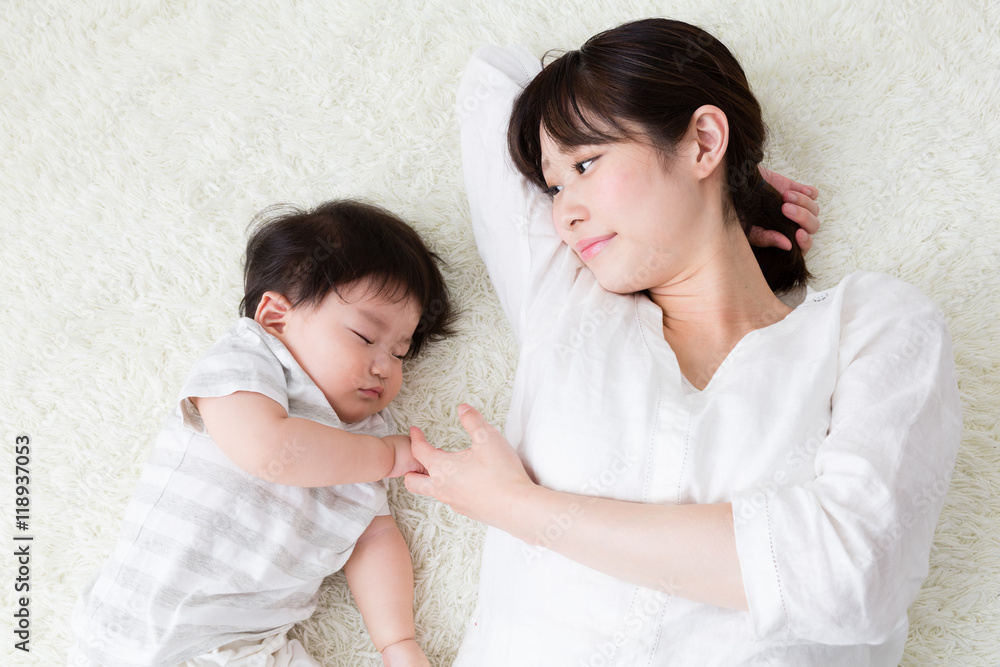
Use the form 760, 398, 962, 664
371, 352, 390, 376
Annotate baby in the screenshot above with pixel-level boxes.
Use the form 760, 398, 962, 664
69, 200, 454, 667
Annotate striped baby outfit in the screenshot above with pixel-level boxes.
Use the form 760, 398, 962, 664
70, 318, 394, 666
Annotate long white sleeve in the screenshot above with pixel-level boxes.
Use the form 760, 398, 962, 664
732, 272, 962, 644
457, 46, 580, 347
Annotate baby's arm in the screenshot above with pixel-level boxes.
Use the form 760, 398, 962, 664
343, 515, 429, 667
192, 391, 422, 487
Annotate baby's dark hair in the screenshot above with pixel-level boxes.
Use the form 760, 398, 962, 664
240, 199, 455, 358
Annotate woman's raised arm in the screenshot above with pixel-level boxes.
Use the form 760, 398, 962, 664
459, 46, 571, 346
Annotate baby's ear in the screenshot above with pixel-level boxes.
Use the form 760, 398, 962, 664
254, 291, 293, 335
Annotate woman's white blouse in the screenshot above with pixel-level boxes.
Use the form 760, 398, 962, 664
453, 46, 962, 667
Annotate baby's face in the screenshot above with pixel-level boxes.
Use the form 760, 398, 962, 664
279, 281, 421, 424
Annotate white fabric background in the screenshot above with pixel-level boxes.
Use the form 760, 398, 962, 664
1, 0, 997, 665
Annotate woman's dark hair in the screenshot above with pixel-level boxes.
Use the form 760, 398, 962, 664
240, 199, 455, 358
508, 18, 809, 292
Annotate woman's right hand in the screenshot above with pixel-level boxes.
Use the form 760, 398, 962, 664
755, 166, 820, 253
404, 405, 536, 530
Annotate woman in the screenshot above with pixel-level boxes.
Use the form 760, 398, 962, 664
405, 19, 960, 666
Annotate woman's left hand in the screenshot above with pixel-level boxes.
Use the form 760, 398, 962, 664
404, 404, 535, 529
756, 166, 820, 253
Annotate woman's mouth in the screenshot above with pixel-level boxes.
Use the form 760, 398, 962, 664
576, 234, 616, 262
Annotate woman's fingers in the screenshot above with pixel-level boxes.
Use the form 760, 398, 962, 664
457, 403, 494, 446
783, 188, 819, 218
406, 426, 457, 499
782, 191, 820, 234
759, 166, 821, 247
403, 471, 435, 497
747, 227, 792, 251
795, 228, 814, 254
403, 405, 533, 528
404, 429, 435, 496
759, 166, 819, 201
408, 426, 439, 466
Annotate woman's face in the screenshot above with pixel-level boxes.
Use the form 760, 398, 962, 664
539, 127, 719, 294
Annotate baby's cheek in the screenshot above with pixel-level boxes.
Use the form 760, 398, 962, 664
386, 377, 404, 405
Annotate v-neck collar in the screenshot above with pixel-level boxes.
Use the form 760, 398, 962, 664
635, 287, 829, 396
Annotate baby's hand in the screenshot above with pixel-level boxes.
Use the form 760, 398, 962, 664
381, 638, 430, 667
382, 435, 427, 479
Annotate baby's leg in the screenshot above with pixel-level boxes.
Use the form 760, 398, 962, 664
381, 637, 432, 667
344, 514, 430, 667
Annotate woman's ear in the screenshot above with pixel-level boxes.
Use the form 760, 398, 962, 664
254, 291, 293, 335
689, 105, 729, 179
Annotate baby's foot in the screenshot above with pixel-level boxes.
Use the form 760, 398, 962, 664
381, 638, 430, 667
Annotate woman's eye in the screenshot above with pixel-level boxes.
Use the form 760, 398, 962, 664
543, 156, 595, 196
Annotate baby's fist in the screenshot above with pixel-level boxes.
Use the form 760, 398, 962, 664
383, 435, 426, 479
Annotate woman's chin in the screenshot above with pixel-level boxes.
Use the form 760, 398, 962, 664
595, 273, 640, 295
589, 252, 673, 295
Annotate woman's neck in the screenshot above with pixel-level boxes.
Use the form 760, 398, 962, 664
646, 225, 792, 388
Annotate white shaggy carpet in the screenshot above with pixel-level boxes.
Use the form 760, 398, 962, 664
2, 0, 998, 664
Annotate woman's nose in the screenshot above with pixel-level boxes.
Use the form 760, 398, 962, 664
554, 187, 586, 230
